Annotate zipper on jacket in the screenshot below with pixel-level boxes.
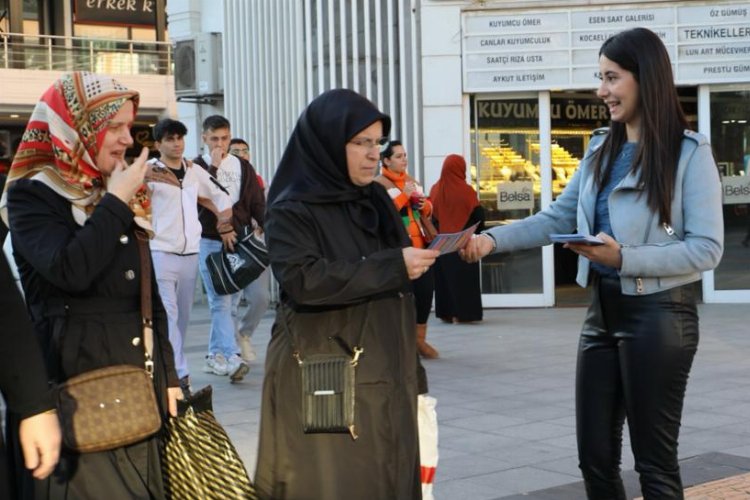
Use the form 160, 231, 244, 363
663, 222, 677, 239
179, 180, 187, 254
635, 277, 644, 294
172, 160, 187, 255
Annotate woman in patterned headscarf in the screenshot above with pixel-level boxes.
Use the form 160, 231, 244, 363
1, 72, 180, 499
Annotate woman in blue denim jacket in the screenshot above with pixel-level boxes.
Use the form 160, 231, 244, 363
463, 28, 723, 499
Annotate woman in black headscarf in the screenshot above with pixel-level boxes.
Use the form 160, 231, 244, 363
255, 89, 439, 499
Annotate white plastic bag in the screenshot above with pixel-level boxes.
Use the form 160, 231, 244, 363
3, 234, 22, 295
418, 394, 438, 500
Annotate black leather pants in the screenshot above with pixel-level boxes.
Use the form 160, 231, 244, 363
576, 275, 698, 500
412, 266, 434, 324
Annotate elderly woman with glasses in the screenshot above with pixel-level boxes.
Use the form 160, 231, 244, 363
255, 89, 439, 499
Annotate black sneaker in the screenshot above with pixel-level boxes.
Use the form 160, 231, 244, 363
179, 375, 192, 398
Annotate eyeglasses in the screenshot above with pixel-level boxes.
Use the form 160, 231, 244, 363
230, 148, 249, 155
348, 136, 389, 150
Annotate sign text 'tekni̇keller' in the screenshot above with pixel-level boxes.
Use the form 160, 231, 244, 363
463, 2, 750, 92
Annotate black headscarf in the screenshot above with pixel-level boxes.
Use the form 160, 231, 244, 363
267, 89, 408, 248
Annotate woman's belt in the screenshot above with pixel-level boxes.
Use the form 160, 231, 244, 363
591, 270, 621, 285
285, 289, 412, 313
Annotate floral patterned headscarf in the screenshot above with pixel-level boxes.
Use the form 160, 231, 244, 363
0, 71, 150, 229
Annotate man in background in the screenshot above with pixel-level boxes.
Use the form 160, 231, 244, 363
229, 138, 266, 191
193, 116, 265, 381
228, 137, 271, 363
147, 118, 233, 392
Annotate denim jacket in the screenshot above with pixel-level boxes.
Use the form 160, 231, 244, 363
486, 129, 724, 296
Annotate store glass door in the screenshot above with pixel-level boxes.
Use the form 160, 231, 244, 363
549, 92, 609, 305
704, 88, 750, 302
471, 94, 552, 307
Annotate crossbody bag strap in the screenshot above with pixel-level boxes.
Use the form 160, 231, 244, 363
374, 175, 397, 192
134, 229, 155, 377
281, 301, 372, 366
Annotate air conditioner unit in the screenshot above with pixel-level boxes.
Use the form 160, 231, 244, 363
174, 33, 223, 97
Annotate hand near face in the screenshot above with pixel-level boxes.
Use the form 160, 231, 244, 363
409, 192, 426, 210
460, 234, 494, 263
107, 147, 149, 204
19, 410, 61, 480
210, 146, 225, 168
402, 247, 440, 280
403, 181, 417, 197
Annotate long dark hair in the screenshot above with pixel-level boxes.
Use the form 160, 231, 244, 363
592, 27, 688, 225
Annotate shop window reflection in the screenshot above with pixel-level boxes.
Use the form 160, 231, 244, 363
550, 93, 609, 290
472, 97, 544, 295
470, 90, 703, 298
711, 90, 750, 291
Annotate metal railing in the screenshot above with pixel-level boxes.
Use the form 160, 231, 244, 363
0, 32, 172, 75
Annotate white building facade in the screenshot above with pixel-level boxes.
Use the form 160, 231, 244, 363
169, 0, 750, 306
0, 0, 174, 169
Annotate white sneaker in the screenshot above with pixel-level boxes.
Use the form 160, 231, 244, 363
227, 354, 249, 382
236, 334, 257, 362
203, 353, 228, 376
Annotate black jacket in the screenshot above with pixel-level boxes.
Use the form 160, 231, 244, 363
193, 155, 266, 239
0, 254, 51, 417
7, 180, 177, 386
6, 179, 177, 498
255, 199, 421, 500
0, 253, 53, 500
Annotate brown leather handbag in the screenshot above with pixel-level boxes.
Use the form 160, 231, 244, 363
56, 230, 162, 453
415, 214, 438, 243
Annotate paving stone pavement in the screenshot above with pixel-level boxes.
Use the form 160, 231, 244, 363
683, 471, 750, 499
183, 302, 750, 499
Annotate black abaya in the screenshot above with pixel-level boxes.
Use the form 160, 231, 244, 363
434, 206, 485, 322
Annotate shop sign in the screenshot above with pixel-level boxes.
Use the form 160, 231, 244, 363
721, 175, 750, 204
478, 100, 608, 120
467, 68, 568, 90
497, 181, 534, 210
475, 99, 609, 128
465, 50, 568, 70
463, 1, 750, 92
74, 0, 157, 26
464, 12, 568, 33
